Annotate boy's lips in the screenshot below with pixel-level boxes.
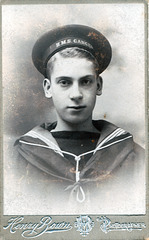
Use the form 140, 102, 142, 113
67, 105, 86, 110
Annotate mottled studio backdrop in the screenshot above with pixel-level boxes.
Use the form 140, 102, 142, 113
2, 3, 145, 147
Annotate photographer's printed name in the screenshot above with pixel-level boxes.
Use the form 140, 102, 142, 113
3, 216, 72, 238
3, 215, 146, 238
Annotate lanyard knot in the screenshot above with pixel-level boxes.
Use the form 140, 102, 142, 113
65, 182, 86, 203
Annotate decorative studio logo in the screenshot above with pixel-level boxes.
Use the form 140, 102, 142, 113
74, 215, 94, 237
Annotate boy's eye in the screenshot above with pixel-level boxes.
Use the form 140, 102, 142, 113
58, 79, 71, 87
81, 79, 93, 86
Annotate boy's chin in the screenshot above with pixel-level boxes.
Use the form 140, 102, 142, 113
63, 116, 91, 125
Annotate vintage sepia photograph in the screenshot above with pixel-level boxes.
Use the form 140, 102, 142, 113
2, 2, 146, 217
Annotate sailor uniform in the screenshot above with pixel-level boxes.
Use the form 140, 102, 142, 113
14, 120, 145, 213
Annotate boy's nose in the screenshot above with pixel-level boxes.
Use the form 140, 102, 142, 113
69, 84, 83, 100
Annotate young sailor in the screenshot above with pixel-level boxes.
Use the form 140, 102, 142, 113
15, 25, 145, 214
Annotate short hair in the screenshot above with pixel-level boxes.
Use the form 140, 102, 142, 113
46, 47, 100, 79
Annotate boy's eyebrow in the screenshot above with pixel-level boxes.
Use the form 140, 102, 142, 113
56, 75, 95, 81
56, 76, 72, 81
80, 75, 96, 80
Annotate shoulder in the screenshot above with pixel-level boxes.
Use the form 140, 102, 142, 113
14, 123, 55, 146
94, 119, 145, 156
93, 119, 117, 132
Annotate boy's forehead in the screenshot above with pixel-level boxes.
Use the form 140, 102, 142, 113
32, 24, 112, 77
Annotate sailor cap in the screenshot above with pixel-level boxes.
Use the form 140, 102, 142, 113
32, 24, 112, 77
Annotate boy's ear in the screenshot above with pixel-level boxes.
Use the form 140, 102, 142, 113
43, 78, 52, 98
96, 76, 103, 96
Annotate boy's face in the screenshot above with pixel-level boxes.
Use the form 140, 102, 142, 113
44, 56, 102, 126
